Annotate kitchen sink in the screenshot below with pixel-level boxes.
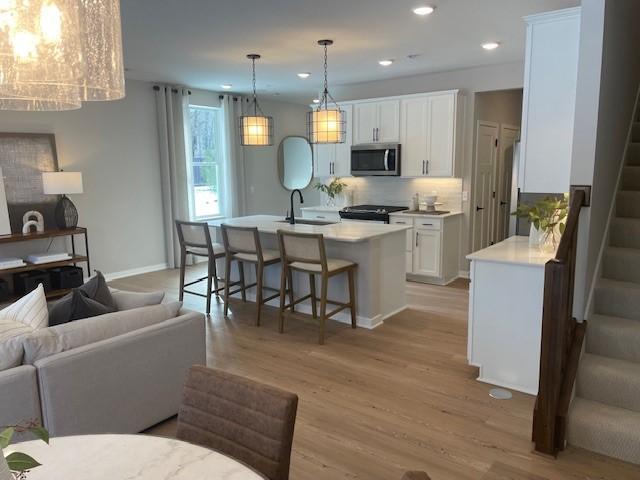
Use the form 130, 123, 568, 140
276, 219, 337, 226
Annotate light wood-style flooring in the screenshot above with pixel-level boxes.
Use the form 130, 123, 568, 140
110, 265, 640, 480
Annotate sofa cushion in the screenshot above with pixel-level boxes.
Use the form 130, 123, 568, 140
22, 301, 183, 364
0, 320, 34, 370
0, 284, 48, 330
81, 271, 116, 310
110, 289, 165, 310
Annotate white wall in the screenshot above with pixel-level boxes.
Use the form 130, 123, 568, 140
333, 62, 525, 272
475, 89, 523, 127
0, 79, 166, 277
571, 0, 640, 319
243, 98, 320, 216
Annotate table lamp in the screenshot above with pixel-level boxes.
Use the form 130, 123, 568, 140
42, 171, 83, 229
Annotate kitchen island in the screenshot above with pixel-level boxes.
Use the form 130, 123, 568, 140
466, 236, 555, 394
209, 215, 411, 328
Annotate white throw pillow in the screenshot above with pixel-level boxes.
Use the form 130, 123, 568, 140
109, 288, 165, 310
22, 301, 183, 364
0, 320, 34, 370
0, 284, 48, 330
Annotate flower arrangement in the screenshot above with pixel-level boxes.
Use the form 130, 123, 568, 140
1, 422, 48, 480
313, 177, 348, 207
512, 194, 569, 252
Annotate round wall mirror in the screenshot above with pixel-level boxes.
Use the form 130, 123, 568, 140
278, 136, 313, 191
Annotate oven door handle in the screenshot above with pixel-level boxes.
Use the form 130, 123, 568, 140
384, 149, 389, 171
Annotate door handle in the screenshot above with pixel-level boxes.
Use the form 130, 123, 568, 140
384, 149, 389, 170
476, 206, 485, 212
500, 201, 508, 206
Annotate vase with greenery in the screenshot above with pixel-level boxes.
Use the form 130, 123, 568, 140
512, 194, 569, 253
313, 177, 348, 207
1, 422, 48, 480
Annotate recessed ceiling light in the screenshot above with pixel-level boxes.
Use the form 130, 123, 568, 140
297, 72, 311, 79
413, 6, 434, 16
379, 59, 393, 66
312, 98, 320, 104
221, 84, 232, 89
482, 42, 500, 50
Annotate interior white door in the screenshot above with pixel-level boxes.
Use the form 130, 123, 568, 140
426, 93, 456, 177
472, 121, 499, 253
377, 100, 400, 143
354, 102, 377, 144
334, 104, 353, 177
495, 125, 520, 242
413, 229, 441, 277
400, 97, 428, 177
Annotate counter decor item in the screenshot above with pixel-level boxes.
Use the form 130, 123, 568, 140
313, 177, 347, 207
513, 194, 568, 253
42, 171, 83, 229
1, 422, 49, 480
21, 211, 44, 234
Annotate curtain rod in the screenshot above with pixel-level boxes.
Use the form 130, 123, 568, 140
153, 85, 192, 95
218, 95, 239, 101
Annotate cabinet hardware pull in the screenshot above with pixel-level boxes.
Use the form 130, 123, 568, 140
426, 160, 429, 175
395, 221, 406, 224
422, 160, 425, 175
416, 232, 419, 247
317, 216, 326, 219
422, 223, 433, 226
373, 127, 375, 142
476, 206, 485, 211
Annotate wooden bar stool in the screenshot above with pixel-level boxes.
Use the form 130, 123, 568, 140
277, 230, 357, 345
175, 220, 231, 315
220, 225, 282, 325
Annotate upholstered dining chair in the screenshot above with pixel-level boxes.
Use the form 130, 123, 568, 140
277, 230, 357, 345
401, 471, 431, 480
177, 366, 299, 480
220, 224, 283, 325
175, 220, 230, 314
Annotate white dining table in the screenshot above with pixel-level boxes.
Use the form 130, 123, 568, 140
11, 434, 265, 479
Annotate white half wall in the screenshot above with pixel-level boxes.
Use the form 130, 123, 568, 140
0, 79, 167, 277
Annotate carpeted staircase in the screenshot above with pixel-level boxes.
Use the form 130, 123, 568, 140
566, 117, 640, 464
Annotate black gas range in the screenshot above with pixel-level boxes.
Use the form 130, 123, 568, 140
339, 205, 409, 223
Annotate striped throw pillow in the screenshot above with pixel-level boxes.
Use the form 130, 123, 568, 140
0, 284, 48, 330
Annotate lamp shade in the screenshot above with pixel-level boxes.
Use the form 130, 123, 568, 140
42, 171, 83, 194
239, 114, 273, 146
307, 108, 345, 144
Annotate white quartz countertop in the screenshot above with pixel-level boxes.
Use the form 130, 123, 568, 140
209, 215, 411, 243
300, 205, 344, 212
389, 211, 463, 219
466, 236, 555, 267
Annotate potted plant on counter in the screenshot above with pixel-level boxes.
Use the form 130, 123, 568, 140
1, 422, 49, 480
513, 194, 569, 253
313, 177, 348, 207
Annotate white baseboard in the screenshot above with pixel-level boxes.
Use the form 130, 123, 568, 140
458, 270, 470, 279
103, 263, 169, 282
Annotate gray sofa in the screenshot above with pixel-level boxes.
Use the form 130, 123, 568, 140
0, 307, 205, 439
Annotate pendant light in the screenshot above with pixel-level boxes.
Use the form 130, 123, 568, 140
239, 54, 273, 146
0, 0, 125, 111
307, 39, 345, 144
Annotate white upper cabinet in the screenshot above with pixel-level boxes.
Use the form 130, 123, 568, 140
401, 91, 459, 177
519, 7, 581, 193
313, 104, 352, 178
354, 100, 400, 144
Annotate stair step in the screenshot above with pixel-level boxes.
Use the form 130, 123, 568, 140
603, 247, 640, 283
588, 314, 640, 363
610, 217, 640, 249
633, 124, 640, 143
621, 166, 640, 190
617, 191, 640, 219
594, 278, 640, 320
629, 142, 640, 165
577, 353, 640, 412
568, 397, 640, 465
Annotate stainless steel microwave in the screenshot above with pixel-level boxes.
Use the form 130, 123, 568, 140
350, 144, 401, 176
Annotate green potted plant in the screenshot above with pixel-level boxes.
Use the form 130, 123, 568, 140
313, 177, 348, 207
1, 422, 48, 480
512, 194, 569, 253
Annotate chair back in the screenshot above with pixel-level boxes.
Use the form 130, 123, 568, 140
221, 224, 263, 257
177, 366, 298, 480
277, 230, 326, 271
175, 220, 213, 252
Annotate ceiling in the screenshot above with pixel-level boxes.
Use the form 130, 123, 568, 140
121, 0, 580, 104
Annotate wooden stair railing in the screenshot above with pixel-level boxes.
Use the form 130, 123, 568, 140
532, 186, 590, 456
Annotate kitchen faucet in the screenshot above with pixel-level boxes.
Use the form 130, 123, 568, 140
289, 189, 304, 224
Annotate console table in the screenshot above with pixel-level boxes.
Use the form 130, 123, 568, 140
0, 227, 89, 301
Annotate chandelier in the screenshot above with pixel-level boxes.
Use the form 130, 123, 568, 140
307, 39, 345, 144
239, 53, 273, 146
0, 0, 125, 111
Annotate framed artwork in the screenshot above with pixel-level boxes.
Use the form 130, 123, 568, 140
0, 133, 59, 233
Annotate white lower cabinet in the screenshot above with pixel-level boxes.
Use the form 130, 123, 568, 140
391, 213, 461, 285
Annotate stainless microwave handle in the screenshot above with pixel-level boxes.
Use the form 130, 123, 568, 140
384, 149, 389, 170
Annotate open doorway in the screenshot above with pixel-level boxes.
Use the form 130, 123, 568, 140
471, 89, 523, 253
